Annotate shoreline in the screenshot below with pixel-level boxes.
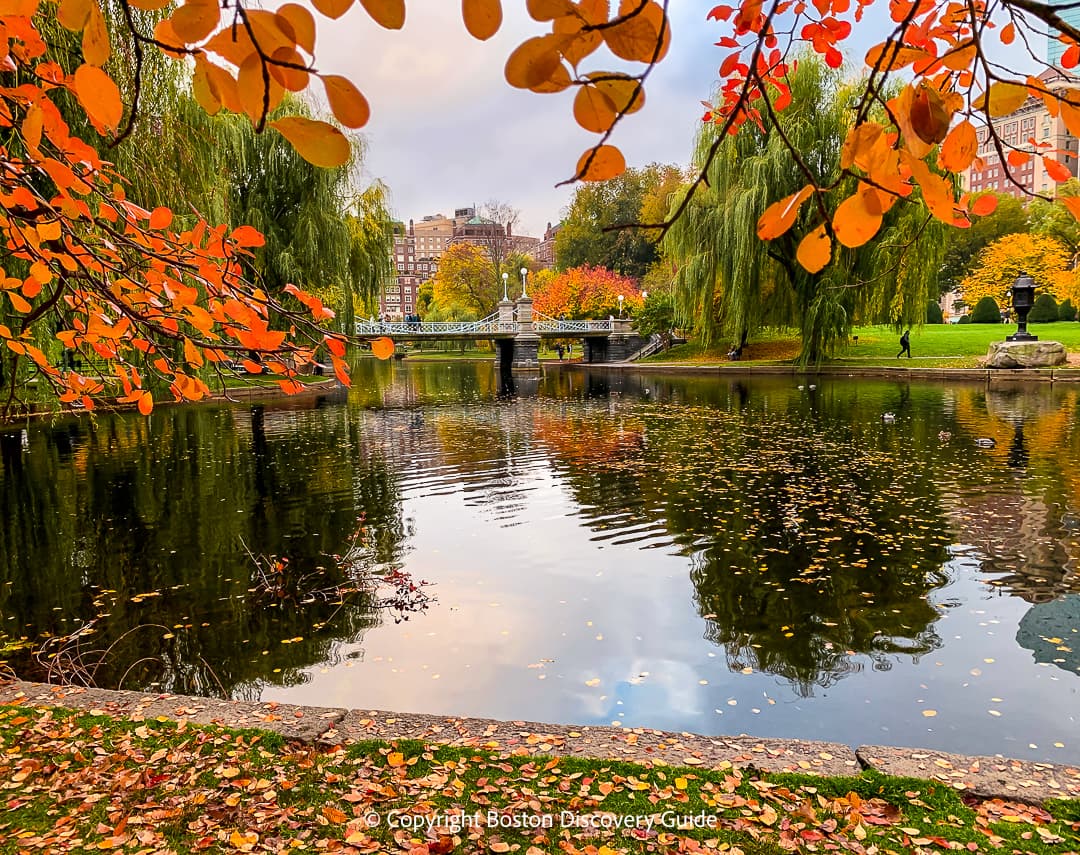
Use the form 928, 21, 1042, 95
3, 678, 1078, 806
572, 361, 1080, 383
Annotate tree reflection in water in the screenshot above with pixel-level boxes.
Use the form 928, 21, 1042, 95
0, 395, 413, 699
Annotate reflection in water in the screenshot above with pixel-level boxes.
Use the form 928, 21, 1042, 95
2, 361, 1080, 759
0, 397, 408, 698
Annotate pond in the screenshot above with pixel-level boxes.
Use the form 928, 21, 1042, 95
2, 361, 1079, 764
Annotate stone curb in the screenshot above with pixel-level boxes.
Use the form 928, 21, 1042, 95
323, 709, 859, 776
4, 681, 1080, 805
857, 745, 1080, 806
0, 680, 346, 743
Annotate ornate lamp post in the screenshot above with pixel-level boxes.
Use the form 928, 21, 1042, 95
1006, 272, 1038, 343
617, 294, 624, 318
501, 271, 509, 301
520, 267, 528, 298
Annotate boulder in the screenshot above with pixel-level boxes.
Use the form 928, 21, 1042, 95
986, 340, 1067, 369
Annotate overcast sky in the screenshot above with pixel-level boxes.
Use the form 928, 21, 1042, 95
311, 2, 1047, 238
307, 3, 734, 236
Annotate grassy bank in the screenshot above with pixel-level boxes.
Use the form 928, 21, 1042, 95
646, 323, 1080, 368
2, 705, 1078, 854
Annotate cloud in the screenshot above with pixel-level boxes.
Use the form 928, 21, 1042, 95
314, 1, 715, 236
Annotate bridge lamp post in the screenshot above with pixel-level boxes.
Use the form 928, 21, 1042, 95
618, 294, 624, 318
520, 267, 529, 298
501, 271, 509, 301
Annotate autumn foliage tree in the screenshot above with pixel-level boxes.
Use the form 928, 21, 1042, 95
960, 233, 1079, 312
532, 265, 641, 318
432, 244, 500, 317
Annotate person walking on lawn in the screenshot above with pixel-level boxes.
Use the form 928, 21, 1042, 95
897, 329, 912, 359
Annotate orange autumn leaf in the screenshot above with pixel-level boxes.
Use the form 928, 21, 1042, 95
938, 120, 978, 172
73, 64, 123, 131
149, 207, 173, 230
137, 391, 154, 415
82, 5, 110, 66
358, 0, 404, 28
170, 0, 220, 43
462, 0, 502, 40
796, 225, 831, 273
505, 35, 565, 90
322, 75, 370, 128
573, 84, 618, 133
909, 82, 952, 144
971, 194, 998, 216
756, 184, 814, 240
312, 0, 353, 18
1061, 196, 1080, 222
1007, 150, 1031, 168
832, 190, 882, 248
1043, 156, 1072, 182
276, 4, 316, 53
576, 145, 625, 181
371, 336, 395, 360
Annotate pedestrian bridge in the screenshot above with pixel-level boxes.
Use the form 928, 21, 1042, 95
354, 300, 644, 371
354, 311, 615, 340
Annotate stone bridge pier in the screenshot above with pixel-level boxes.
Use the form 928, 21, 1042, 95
583, 318, 645, 363
493, 295, 542, 372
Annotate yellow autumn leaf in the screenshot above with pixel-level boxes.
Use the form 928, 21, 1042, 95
269, 116, 350, 168
985, 81, 1028, 117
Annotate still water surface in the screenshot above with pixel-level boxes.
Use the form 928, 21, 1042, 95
2, 361, 1079, 762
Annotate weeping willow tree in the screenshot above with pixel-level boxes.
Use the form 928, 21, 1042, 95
663, 56, 946, 362
36, 9, 393, 335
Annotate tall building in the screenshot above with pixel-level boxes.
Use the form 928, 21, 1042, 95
1048, 4, 1080, 66
377, 207, 545, 320
536, 222, 562, 268
962, 69, 1080, 198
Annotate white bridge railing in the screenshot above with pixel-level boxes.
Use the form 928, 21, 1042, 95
355, 312, 615, 336
533, 312, 614, 333
355, 312, 510, 336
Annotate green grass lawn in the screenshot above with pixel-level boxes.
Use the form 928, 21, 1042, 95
2, 704, 1079, 854
837, 322, 1080, 366
647, 322, 1080, 368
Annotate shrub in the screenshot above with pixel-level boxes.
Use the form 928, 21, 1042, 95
958, 315, 972, 324
1059, 299, 1078, 322
1028, 293, 1059, 323
970, 295, 1003, 323
926, 300, 944, 324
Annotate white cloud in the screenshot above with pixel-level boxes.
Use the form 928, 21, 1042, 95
314, 1, 715, 236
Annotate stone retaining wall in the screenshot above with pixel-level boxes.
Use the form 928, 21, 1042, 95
3, 680, 1078, 806
587, 363, 1080, 384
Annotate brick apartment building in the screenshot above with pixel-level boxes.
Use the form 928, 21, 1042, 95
378, 207, 544, 320
536, 222, 561, 268
962, 69, 1080, 198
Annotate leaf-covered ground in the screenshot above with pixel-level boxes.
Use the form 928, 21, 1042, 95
1, 706, 1079, 854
